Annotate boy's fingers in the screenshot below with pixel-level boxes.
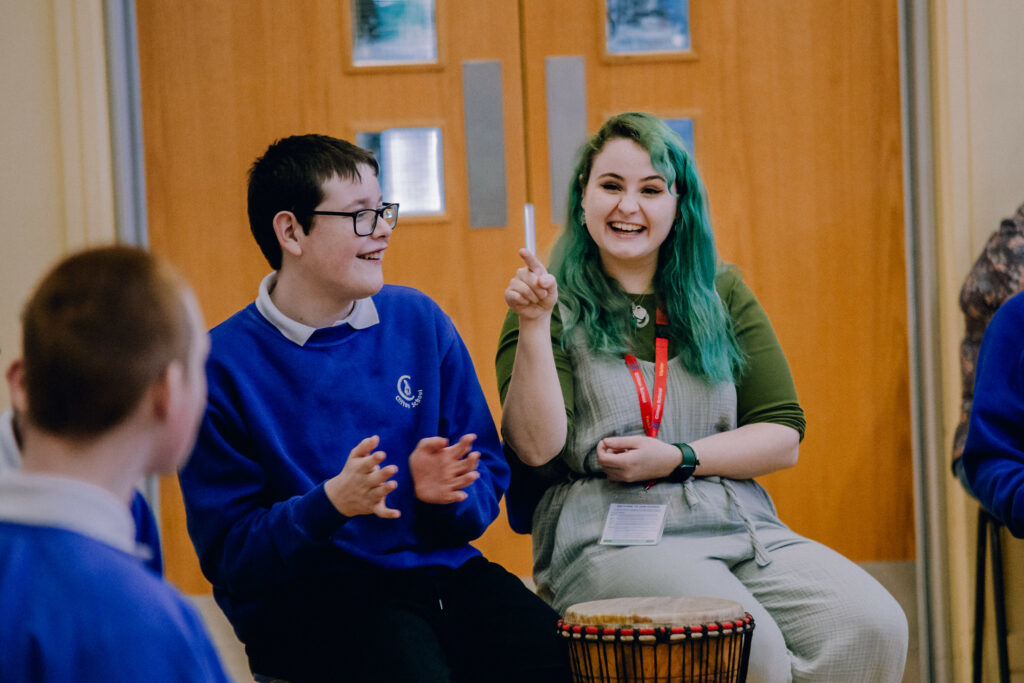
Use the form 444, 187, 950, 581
374, 503, 401, 519
441, 435, 475, 458
349, 435, 380, 459
370, 464, 398, 481
457, 451, 481, 471
452, 471, 480, 490
416, 436, 448, 452
359, 451, 387, 472
449, 456, 479, 478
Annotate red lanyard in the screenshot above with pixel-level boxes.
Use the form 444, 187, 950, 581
624, 309, 669, 438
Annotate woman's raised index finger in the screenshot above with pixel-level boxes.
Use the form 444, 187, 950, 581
518, 247, 547, 275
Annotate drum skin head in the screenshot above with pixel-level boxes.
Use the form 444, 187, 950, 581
563, 596, 745, 628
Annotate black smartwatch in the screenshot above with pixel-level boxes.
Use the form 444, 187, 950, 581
666, 443, 700, 483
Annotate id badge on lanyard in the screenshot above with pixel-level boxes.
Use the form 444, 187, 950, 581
600, 308, 670, 546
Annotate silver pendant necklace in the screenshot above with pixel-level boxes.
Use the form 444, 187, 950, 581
631, 299, 650, 328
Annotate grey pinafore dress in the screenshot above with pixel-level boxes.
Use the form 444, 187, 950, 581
531, 316, 776, 613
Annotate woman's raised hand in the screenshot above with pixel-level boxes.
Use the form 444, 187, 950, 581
505, 248, 558, 321
500, 248, 566, 466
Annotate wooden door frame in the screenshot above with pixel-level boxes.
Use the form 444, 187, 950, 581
900, 0, 950, 680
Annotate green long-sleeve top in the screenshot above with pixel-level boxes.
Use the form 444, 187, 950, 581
495, 266, 806, 454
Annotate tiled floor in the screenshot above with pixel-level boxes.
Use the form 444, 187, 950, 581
192, 561, 920, 683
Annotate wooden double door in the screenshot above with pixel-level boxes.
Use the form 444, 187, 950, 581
136, 0, 911, 592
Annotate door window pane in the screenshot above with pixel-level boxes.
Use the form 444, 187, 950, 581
351, 0, 438, 66
605, 0, 690, 55
663, 117, 695, 156
357, 128, 445, 216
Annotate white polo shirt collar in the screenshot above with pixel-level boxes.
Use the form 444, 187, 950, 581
0, 470, 141, 558
255, 272, 379, 346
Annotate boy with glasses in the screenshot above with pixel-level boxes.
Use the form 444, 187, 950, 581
179, 134, 568, 682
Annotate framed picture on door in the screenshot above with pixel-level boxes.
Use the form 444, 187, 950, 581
602, 0, 694, 62
346, 0, 441, 69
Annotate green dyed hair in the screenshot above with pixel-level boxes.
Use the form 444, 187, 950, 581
549, 112, 745, 383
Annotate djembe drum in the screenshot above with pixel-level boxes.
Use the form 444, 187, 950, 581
559, 596, 754, 683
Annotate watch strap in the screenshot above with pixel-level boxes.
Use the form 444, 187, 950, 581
667, 443, 700, 483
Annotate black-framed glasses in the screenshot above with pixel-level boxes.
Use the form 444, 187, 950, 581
310, 202, 399, 236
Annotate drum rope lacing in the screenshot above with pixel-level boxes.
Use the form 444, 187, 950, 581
558, 613, 755, 642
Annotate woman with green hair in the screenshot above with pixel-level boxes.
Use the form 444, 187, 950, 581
497, 112, 907, 681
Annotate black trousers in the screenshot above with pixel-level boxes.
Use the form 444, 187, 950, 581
248, 556, 570, 683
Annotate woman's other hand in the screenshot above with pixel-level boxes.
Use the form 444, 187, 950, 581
596, 425, 800, 483
597, 436, 683, 482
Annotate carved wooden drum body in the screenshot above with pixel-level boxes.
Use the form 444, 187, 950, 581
559, 596, 755, 683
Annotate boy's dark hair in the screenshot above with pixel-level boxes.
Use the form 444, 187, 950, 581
247, 134, 380, 269
21, 245, 194, 437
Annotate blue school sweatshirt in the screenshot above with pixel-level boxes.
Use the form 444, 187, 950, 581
179, 285, 507, 642
963, 290, 1024, 536
0, 475, 227, 682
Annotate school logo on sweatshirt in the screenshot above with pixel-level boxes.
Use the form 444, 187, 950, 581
395, 374, 423, 409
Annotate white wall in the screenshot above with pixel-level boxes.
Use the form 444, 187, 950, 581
962, 1, 1024, 244
0, 2, 67, 405
0, 0, 116, 411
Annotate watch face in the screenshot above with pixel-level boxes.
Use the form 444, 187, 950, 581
667, 463, 695, 484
